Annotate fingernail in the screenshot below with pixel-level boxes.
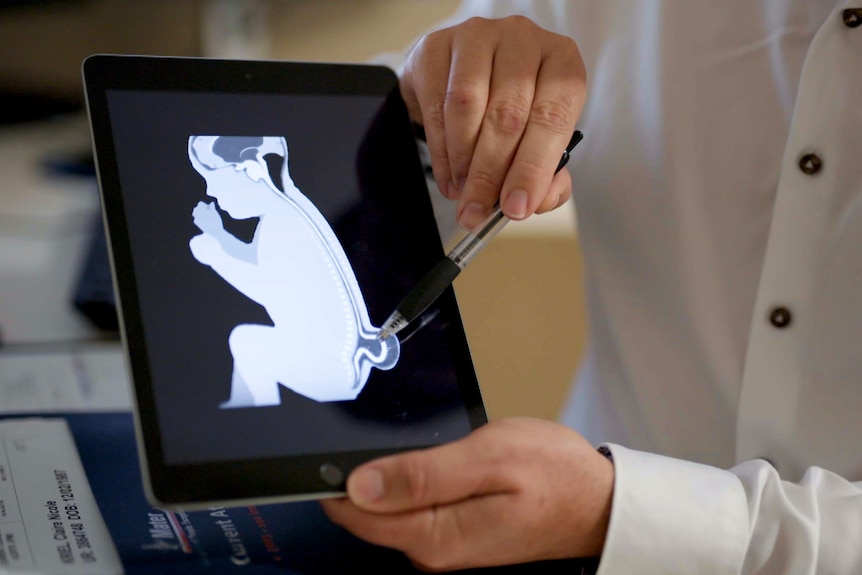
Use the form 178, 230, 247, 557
350, 468, 385, 505
503, 189, 528, 219
459, 202, 489, 230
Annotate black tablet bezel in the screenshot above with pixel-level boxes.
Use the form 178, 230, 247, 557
83, 55, 486, 507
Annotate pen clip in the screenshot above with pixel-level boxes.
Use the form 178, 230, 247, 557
555, 130, 584, 173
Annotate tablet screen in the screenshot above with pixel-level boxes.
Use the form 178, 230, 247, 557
85, 56, 485, 505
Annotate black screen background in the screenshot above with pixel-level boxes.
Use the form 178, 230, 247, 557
106, 89, 477, 465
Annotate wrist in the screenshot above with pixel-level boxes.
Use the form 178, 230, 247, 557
581, 446, 615, 558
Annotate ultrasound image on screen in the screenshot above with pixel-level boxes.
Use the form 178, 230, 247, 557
187, 135, 400, 406
106, 89, 474, 465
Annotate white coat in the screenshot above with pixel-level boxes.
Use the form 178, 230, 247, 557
410, 1, 862, 572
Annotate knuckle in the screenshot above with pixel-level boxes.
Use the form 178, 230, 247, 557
487, 97, 531, 137
424, 101, 446, 132
444, 78, 486, 113
459, 16, 491, 32
529, 98, 577, 136
550, 32, 580, 55
405, 516, 461, 572
513, 154, 550, 185
501, 14, 535, 33
400, 455, 432, 503
413, 27, 447, 57
506, 158, 561, 214
467, 167, 504, 198
448, 146, 473, 166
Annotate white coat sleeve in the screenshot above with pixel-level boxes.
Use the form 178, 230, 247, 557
596, 444, 862, 574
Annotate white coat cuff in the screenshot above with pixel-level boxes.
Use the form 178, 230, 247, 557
596, 444, 748, 574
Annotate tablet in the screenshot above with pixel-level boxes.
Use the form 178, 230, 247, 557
83, 55, 486, 508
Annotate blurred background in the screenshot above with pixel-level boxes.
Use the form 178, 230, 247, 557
0, 0, 584, 422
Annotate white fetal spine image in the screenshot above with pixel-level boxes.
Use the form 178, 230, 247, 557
188, 135, 400, 406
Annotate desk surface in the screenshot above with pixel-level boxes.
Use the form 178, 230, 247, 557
0, 115, 104, 345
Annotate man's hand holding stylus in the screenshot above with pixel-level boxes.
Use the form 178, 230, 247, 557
399, 15, 587, 230
320, 418, 613, 571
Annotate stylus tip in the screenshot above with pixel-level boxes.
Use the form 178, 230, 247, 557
378, 312, 408, 340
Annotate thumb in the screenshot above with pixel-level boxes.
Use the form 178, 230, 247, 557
346, 434, 505, 513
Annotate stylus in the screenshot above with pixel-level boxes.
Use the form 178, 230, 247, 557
378, 130, 583, 341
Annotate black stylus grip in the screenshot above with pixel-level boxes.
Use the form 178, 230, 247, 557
397, 257, 462, 322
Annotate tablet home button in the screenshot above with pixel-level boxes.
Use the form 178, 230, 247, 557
319, 463, 345, 487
